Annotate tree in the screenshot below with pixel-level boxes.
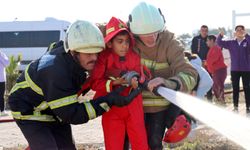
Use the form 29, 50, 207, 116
177, 33, 193, 50
6, 55, 22, 94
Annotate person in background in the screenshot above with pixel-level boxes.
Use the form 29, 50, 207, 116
0, 50, 9, 116
128, 2, 198, 149
217, 25, 250, 113
90, 17, 148, 150
206, 35, 227, 104
191, 25, 213, 101
184, 51, 213, 99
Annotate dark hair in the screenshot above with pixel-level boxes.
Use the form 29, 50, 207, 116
184, 51, 197, 61
96, 23, 106, 36
201, 25, 208, 30
110, 30, 130, 42
207, 35, 216, 42
235, 25, 245, 31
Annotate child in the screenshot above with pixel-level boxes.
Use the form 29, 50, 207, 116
184, 51, 213, 99
206, 35, 227, 104
90, 17, 148, 150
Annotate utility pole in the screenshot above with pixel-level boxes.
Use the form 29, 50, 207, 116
232, 10, 250, 37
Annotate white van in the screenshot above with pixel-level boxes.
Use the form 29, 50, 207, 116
0, 18, 70, 71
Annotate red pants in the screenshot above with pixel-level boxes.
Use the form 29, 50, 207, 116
102, 95, 148, 150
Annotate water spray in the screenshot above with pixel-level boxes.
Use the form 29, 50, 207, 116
157, 87, 250, 149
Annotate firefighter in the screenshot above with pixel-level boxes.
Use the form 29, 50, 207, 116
8, 20, 140, 150
128, 2, 198, 149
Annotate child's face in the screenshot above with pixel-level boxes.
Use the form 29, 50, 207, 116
108, 34, 130, 57
206, 39, 214, 48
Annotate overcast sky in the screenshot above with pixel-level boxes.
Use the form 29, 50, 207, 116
1, 0, 250, 35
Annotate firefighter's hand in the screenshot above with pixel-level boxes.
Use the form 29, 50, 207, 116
147, 77, 165, 92
148, 77, 181, 95
148, 77, 180, 91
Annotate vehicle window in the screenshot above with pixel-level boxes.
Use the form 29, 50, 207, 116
0, 31, 60, 48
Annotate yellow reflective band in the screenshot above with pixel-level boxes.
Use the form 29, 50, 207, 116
34, 101, 49, 111
11, 111, 56, 122
106, 80, 112, 93
141, 58, 169, 70
48, 42, 56, 51
108, 76, 116, 81
100, 102, 110, 112
9, 81, 29, 94
106, 27, 115, 35
48, 94, 78, 109
83, 102, 97, 120
178, 72, 196, 91
143, 99, 170, 107
25, 64, 44, 96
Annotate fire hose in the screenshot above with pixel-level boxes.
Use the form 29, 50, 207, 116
157, 86, 250, 149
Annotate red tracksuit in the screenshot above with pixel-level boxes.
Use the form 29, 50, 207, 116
90, 49, 148, 150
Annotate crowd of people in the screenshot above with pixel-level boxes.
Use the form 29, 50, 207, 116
191, 24, 250, 114
0, 1, 249, 150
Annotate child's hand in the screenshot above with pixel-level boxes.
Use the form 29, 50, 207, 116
131, 77, 139, 89
112, 77, 128, 86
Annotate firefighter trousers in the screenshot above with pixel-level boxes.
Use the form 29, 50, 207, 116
144, 104, 181, 150
16, 120, 76, 150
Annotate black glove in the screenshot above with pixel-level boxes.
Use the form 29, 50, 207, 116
95, 86, 142, 107
112, 86, 143, 107
89, 99, 109, 117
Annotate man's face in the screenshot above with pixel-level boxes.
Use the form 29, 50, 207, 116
108, 34, 130, 57
235, 27, 245, 38
200, 27, 208, 38
138, 32, 158, 47
77, 53, 98, 71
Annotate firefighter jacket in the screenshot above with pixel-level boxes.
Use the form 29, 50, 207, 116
90, 48, 141, 98
8, 41, 105, 124
133, 28, 198, 113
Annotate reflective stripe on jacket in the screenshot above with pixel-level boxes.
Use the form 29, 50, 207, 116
134, 29, 198, 113
8, 41, 99, 123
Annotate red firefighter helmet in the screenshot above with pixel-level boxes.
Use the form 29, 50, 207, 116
163, 115, 191, 143
105, 17, 133, 44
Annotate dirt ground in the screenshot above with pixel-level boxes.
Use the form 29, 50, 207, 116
0, 87, 248, 150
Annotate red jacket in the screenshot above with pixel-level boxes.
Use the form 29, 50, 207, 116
90, 48, 141, 98
206, 45, 227, 74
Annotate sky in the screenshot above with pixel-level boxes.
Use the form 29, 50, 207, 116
1, 0, 250, 35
